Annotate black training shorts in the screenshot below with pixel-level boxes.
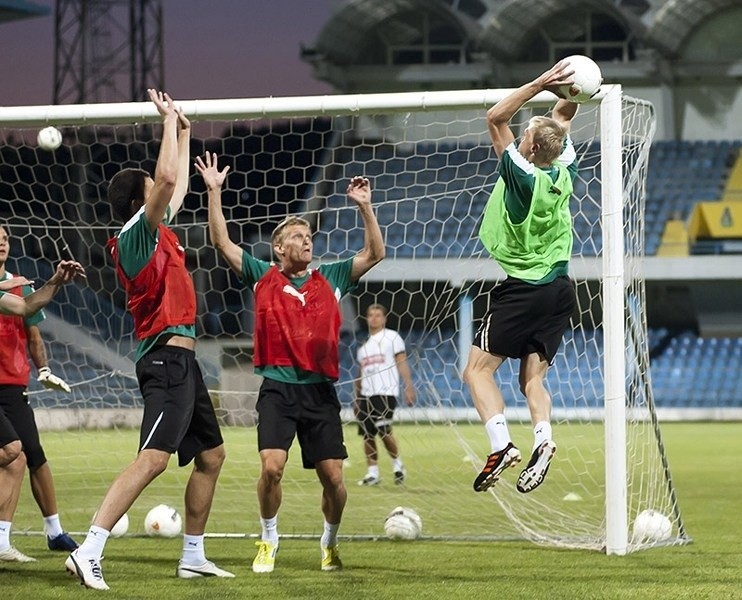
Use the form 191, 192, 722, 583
473, 276, 576, 363
256, 377, 347, 469
356, 395, 397, 438
0, 385, 46, 468
136, 346, 224, 467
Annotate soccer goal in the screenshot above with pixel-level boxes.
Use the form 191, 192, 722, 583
0, 86, 688, 554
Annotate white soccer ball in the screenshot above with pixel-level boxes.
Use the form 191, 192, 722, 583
632, 509, 672, 543
559, 55, 603, 104
144, 504, 182, 538
37, 126, 63, 151
92, 511, 129, 538
384, 506, 422, 541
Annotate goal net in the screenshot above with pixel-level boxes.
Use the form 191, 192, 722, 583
0, 87, 688, 554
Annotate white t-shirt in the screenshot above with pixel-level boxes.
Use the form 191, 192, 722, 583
357, 328, 406, 397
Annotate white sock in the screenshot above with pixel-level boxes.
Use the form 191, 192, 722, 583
181, 534, 206, 565
485, 414, 511, 452
533, 421, 552, 451
44, 514, 63, 538
260, 516, 278, 545
321, 520, 340, 548
76, 526, 109, 560
367, 465, 380, 478
0, 520, 11, 550
392, 458, 404, 472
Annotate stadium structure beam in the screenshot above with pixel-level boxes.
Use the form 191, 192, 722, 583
53, 0, 163, 104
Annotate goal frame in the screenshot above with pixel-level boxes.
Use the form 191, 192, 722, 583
0, 85, 636, 554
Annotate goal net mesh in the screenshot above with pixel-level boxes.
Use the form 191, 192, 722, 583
0, 91, 688, 551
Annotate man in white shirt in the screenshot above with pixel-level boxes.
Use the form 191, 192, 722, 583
354, 304, 415, 485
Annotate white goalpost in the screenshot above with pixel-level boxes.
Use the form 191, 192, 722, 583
0, 86, 688, 554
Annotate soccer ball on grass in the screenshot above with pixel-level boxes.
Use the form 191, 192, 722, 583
559, 55, 603, 104
144, 504, 183, 538
384, 506, 422, 540
631, 509, 672, 543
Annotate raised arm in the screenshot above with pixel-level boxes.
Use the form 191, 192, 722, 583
144, 89, 180, 232
0, 261, 86, 317
486, 60, 574, 159
168, 109, 192, 217
551, 99, 579, 134
195, 152, 243, 276
348, 176, 385, 281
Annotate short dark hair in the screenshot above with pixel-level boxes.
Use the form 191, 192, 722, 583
367, 303, 388, 316
108, 168, 150, 222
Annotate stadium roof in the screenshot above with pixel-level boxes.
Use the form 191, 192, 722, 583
312, 0, 478, 66
0, 0, 49, 23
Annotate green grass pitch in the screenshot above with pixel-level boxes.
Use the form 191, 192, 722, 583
2, 422, 740, 599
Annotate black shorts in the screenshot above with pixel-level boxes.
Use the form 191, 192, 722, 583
0, 385, 46, 468
136, 346, 224, 467
356, 395, 397, 438
256, 378, 347, 469
473, 276, 576, 363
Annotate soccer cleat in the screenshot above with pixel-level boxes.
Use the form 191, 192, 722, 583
517, 440, 557, 494
393, 468, 407, 485
65, 550, 109, 591
177, 560, 235, 579
48, 532, 79, 552
320, 545, 342, 571
0, 546, 36, 562
357, 474, 380, 486
252, 540, 278, 573
473, 442, 522, 492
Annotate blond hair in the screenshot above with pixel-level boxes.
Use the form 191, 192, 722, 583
527, 116, 567, 164
271, 216, 311, 256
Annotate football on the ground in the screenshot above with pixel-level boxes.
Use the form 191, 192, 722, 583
144, 504, 182, 538
631, 509, 672, 542
384, 506, 422, 540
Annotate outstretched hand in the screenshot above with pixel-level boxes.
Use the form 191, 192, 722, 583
347, 176, 372, 207
537, 60, 575, 98
50, 260, 86, 285
194, 152, 231, 191
147, 89, 179, 121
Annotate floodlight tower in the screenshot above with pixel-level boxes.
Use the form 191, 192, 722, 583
53, 0, 164, 104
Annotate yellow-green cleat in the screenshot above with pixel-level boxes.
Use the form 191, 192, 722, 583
320, 545, 342, 571
252, 540, 278, 573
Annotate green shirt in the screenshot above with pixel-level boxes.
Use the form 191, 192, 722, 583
479, 139, 578, 284
240, 252, 356, 384
116, 207, 195, 362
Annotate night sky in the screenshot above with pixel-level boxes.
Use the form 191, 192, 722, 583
1, 0, 342, 106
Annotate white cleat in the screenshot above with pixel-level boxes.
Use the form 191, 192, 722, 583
517, 440, 557, 493
65, 550, 109, 591
357, 474, 380, 486
177, 560, 235, 578
0, 546, 36, 562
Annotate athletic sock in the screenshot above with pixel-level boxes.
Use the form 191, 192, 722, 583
181, 534, 206, 565
367, 465, 380, 478
533, 421, 553, 451
320, 520, 339, 548
0, 520, 11, 550
485, 414, 512, 452
260, 516, 278, 545
44, 513, 64, 538
76, 526, 109, 560
392, 458, 404, 472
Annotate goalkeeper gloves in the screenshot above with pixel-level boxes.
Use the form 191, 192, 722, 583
37, 367, 71, 393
